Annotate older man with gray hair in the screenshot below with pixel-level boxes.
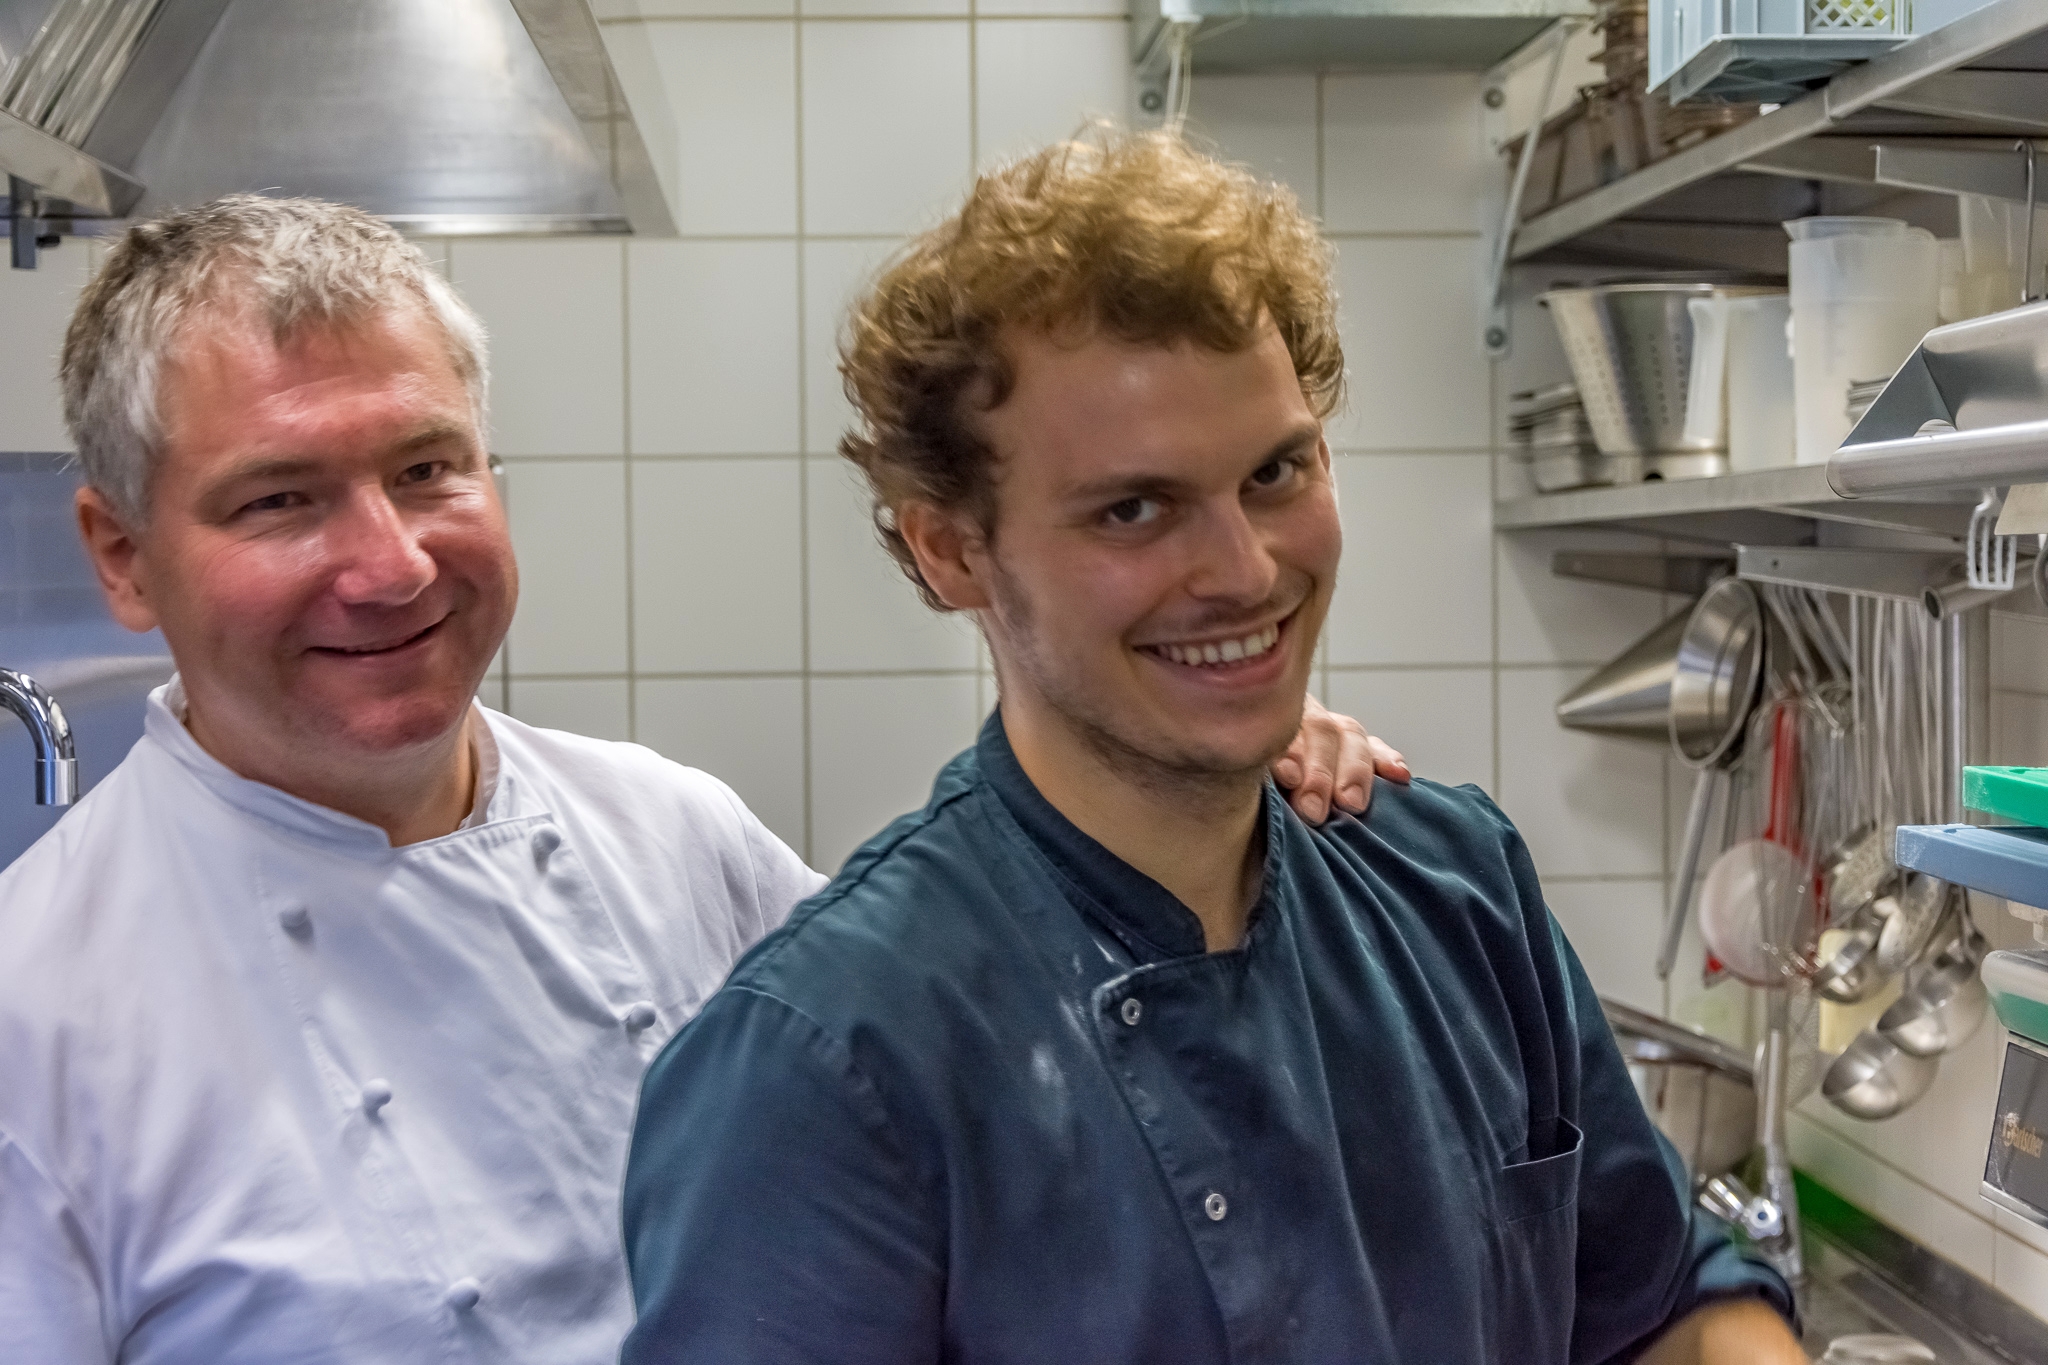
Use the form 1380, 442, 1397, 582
0, 194, 1399, 1362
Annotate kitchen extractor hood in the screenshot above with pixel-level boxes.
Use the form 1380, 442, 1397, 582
0, 0, 675, 262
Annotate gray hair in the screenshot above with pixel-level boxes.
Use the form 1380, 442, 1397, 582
60, 194, 489, 523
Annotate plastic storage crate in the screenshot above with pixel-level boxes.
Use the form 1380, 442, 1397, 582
1649, 0, 1997, 104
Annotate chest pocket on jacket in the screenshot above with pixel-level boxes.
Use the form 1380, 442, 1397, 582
1486, 1116, 1582, 1364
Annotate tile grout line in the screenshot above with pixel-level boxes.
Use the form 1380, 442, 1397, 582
508, 668, 987, 682
496, 444, 1502, 461
1319, 73, 1330, 710
451, 236, 514, 717
506, 229, 1478, 244
621, 238, 639, 743
795, 4, 815, 867
967, 0, 984, 743
603, 10, 1126, 22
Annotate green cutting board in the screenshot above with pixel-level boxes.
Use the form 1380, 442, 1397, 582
1966, 766, 2048, 828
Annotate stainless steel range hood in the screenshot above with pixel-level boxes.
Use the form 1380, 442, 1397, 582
0, 0, 675, 259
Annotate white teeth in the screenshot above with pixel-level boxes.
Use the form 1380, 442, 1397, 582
1150, 622, 1283, 668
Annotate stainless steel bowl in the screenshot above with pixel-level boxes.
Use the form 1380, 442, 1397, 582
1822, 1030, 1940, 1121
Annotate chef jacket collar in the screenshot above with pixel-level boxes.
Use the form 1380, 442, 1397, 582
146, 676, 510, 851
975, 709, 1285, 963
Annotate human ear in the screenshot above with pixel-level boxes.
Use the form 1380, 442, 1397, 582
75, 486, 160, 633
897, 501, 993, 612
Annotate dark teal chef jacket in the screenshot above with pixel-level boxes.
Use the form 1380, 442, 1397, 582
622, 715, 1791, 1363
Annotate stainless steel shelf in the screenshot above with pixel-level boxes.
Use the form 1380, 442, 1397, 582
1509, 0, 2048, 265
1493, 464, 1974, 542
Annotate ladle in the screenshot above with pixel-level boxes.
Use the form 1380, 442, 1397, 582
1877, 873, 1950, 974
1812, 911, 1885, 1004
1822, 1028, 1939, 1120
1878, 922, 1990, 1057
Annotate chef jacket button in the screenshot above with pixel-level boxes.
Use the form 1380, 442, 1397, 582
622, 1002, 658, 1032
278, 903, 311, 935
531, 827, 562, 867
1204, 1191, 1228, 1222
1119, 997, 1142, 1027
443, 1277, 482, 1312
360, 1079, 394, 1117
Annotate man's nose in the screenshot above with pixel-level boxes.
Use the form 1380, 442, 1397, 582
1186, 502, 1280, 604
329, 487, 436, 605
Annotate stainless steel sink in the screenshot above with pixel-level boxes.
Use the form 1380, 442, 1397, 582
1796, 1176, 2048, 1363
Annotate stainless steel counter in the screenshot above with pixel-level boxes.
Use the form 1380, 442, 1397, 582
1795, 1173, 2048, 1362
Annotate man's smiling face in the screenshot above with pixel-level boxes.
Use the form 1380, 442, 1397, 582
126, 300, 516, 774
972, 320, 1340, 788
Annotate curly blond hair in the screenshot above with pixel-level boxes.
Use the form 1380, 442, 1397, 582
838, 127, 1343, 610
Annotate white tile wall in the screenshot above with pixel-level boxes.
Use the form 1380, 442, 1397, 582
974, 19, 1130, 167
507, 678, 633, 741
803, 237, 905, 455
1497, 666, 1666, 880
0, 243, 94, 451
809, 673, 980, 871
632, 458, 804, 672
503, 459, 632, 674
629, 240, 802, 454
1994, 609, 2048, 692
1495, 528, 1671, 667
1545, 879, 1664, 1016
637, 676, 807, 852
598, 0, 792, 15
1328, 237, 1491, 452
800, 23, 973, 236
1324, 666, 1492, 792
622, 21, 799, 234
1321, 74, 1485, 235
1787, 1111, 1999, 1281
976, 0, 1122, 15
1184, 75, 1318, 216
807, 456, 979, 672
451, 240, 625, 458
1324, 454, 1492, 667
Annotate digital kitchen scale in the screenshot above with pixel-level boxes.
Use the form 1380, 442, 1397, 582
1982, 951, 2048, 1230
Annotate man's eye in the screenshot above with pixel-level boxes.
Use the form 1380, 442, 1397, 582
1103, 497, 1162, 527
241, 491, 300, 514
1250, 458, 1299, 489
398, 461, 441, 485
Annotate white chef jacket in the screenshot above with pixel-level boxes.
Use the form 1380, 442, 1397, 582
0, 681, 826, 1363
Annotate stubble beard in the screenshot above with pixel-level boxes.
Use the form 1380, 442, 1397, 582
981, 555, 1301, 811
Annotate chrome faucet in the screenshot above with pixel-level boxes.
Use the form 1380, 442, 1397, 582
0, 669, 78, 805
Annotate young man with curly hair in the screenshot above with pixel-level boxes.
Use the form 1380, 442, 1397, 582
619, 132, 1802, 1364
